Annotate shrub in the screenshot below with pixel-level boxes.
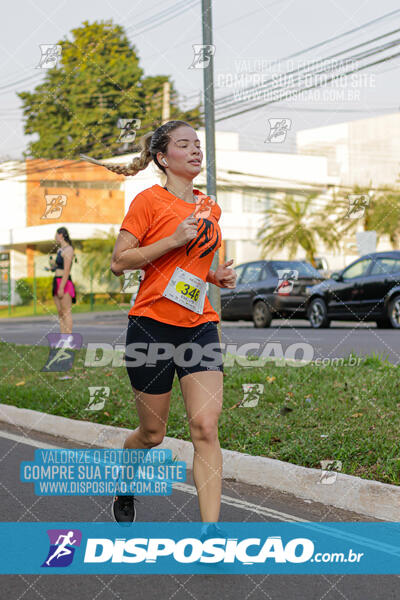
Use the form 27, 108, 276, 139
15, 278, 32, 305
15, 277, 53, 305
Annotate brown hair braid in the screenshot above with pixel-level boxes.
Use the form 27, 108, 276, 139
80, 120, 193, 176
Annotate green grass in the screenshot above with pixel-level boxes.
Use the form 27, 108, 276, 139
0, 302, 129, 318
0, 343, 399, 486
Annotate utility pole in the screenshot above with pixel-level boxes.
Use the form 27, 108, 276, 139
162, 81, 170, 124
201, 0, 221, 337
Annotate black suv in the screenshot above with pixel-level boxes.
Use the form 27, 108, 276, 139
306, 251, 400, 328
220, 260, 324, 327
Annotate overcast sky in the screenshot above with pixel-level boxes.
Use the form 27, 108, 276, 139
1, 0, 400, 160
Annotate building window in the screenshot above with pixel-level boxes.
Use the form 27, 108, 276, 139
216, 190, 234, 212
39, 179, 122, 190
242, 192, 271, 213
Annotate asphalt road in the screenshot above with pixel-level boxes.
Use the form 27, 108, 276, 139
1, 311, 399, 363
0, 423, 398, 599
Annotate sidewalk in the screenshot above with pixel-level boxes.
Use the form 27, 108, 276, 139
0, 309, 128, 323
0, 402, 398, 522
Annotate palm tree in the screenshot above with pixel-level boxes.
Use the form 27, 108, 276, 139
334, 184, 400, 249
256, 192, 342, 266
333, 184, 373, 236
81, 228, 121, 293
367, 188, 400, 249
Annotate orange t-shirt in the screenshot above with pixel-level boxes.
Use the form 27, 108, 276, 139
120, 184, 222, 327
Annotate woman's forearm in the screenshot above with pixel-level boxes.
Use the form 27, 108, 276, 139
206, 269, 219, 286
111, 235, 178, 275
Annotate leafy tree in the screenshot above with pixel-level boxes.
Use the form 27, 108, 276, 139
368, 189, 400, 248
334, 184, 400, 249
18, 19, 202, 159
256, 193, 341, 266
333, 184, 373, 234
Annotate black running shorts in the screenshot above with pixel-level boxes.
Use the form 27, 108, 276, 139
125, 315, 224, 394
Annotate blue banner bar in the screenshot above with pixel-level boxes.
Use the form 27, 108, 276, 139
0, 522, 399, 574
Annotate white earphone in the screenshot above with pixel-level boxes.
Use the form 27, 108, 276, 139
162, 159, 167, 165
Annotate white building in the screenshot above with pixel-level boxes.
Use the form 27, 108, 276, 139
297, 112, 400, 188
0, 129, 335, 305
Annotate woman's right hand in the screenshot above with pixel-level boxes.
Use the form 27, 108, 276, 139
170, 212, 199, 248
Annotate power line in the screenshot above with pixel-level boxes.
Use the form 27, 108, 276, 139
215, 27, 400, 112
2, 146, 400, 192
214, 170, 400, 194
155, 13, 400, 112
0, 1, 198, 98
0, 73, 42, 92
274, 7, 400, 60
125, 0, 198, 36
214, 49, 400, 123
143, 0, 287, 61
233, 104, 400, 114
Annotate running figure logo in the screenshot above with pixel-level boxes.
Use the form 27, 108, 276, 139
265, 118, 291, 143
42, 529, 82, 568
274, 269, 298, 295
121, 269, 145, 293
193, 194, 216, 219
239, 383, 264, 407
41, 333, 83, 372
318, 460, 343, 485
85, 386, 110, 411
188, 45, 216, 69
117, 118, 141, 143
41, 194, 67, 219
345, 194, 370, 219
36, 45, 62, 69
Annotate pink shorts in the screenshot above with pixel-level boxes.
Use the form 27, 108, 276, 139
53, 276, 76, 304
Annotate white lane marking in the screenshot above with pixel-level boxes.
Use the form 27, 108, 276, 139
0, 430, 306, 522
172, 482, 306, 522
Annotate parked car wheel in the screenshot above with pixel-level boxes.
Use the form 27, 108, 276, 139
307, 297, 331, 328
252, 300, 272, 328
387, 296, 400, 328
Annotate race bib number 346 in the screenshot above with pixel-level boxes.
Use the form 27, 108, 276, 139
162, 267, 206, 314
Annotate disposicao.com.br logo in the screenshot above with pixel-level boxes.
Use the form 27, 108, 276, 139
0, 522, 396, 575
85, 535, 310, 564
42, 529, 82, 567
83, 535, 358, 565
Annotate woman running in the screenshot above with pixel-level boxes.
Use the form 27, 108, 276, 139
51, 226, 76, 333
83, 121, 237, 537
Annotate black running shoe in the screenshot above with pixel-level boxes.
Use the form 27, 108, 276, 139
111, 495, 137, 526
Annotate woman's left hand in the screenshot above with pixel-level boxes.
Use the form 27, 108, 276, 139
57, 287, 64, 299
214, 259, 237, 288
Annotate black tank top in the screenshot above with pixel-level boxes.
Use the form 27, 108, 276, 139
55, 249, 64, 269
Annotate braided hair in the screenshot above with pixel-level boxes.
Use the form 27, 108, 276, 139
80, 120, 193, 176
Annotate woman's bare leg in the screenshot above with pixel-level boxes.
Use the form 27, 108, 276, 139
59, 293, 72, 333
179, 370, 223, 522
53, 296, 63, 333
124, 387, 172, 449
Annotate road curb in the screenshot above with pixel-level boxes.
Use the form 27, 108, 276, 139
0, 403, 398, 521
